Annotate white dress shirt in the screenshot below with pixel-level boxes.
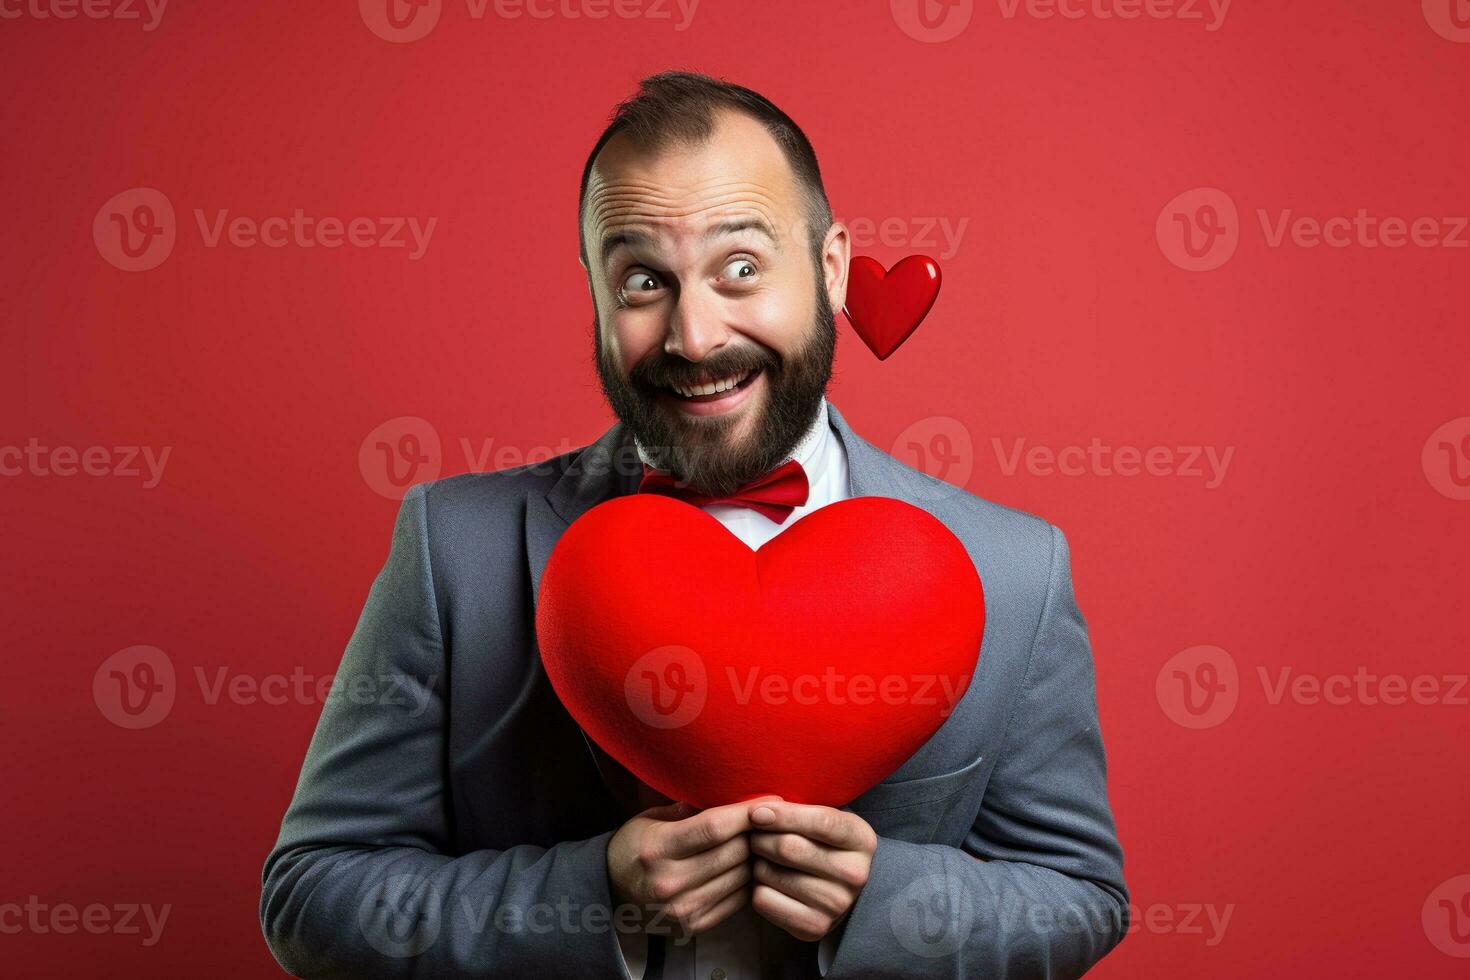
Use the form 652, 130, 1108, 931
621, 396, 850, 980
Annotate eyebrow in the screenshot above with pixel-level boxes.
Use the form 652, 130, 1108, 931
706, 217, 781, 251
599, 217, 782, 263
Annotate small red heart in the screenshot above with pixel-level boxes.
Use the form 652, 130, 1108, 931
843, 255, 942, 360
536, 494, 984, 809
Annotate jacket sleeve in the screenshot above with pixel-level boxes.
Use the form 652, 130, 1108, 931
824, 524, 1129, 979
259, 483, 634, 978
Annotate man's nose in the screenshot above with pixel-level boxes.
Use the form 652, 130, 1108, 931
663, 287, 730, 363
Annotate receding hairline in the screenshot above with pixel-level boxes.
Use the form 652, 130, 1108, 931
576, 74, 834, 265
593, 105, 757, 168
582, 109, 808, 242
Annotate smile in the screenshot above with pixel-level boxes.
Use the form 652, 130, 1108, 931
659, 368, 763, 416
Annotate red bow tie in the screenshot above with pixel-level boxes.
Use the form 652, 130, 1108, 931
637, 458, 810, 524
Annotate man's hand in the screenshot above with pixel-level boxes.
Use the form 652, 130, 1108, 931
607, 796, 782, 940
748, 802, 878, 942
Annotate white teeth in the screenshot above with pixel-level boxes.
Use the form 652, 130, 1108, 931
672, 370, 751, 398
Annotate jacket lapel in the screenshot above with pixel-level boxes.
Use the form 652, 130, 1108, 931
829, 401, 886, 495
826, 400, 927, 504
523, 420, 652, 816
524, 420, 641, 611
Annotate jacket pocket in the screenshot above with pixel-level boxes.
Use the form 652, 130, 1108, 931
842, 750, 986, 842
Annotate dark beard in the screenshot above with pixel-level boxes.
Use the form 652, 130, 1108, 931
594, 280, 836, 497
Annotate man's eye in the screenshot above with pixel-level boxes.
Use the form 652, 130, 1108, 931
720, 257, 758, 282
621, 271, 662, 298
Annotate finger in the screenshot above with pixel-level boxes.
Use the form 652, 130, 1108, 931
752, 857, 852, 918
749, 803, 875, 852
641, 793, 777, 827
671, 857, 752, 926
749, 832, 870, 890
750, 830, 820, 870
661, 797, 775, 858
668, 832, 750, 892
686, 881, 752, 936
751, 882, 832, 943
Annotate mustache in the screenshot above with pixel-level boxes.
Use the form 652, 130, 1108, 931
629, 345, 779, 390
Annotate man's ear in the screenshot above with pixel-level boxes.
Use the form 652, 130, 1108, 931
579, 254, 591, 296
822, 221, 851, 313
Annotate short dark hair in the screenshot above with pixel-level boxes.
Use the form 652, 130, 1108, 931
577, 70, 834, 267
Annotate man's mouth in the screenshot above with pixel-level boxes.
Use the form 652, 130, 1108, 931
656, 368, 764, 415
666, 368, 758, 400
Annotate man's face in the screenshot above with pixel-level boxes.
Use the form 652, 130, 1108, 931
581, 110, 849, 496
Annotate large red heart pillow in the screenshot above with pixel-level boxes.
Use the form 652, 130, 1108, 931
535, 493, 984, 809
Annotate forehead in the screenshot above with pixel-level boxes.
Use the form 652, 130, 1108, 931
583, 110, 806, 257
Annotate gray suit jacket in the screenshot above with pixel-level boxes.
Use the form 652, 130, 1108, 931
260, 402, 1129, 978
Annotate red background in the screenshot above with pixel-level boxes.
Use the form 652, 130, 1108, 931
4, 1, 1468, 976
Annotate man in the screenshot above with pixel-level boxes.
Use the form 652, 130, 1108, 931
261, 71, 1129, 978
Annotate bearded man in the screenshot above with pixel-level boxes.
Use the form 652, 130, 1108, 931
261, 70, 1128, 979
